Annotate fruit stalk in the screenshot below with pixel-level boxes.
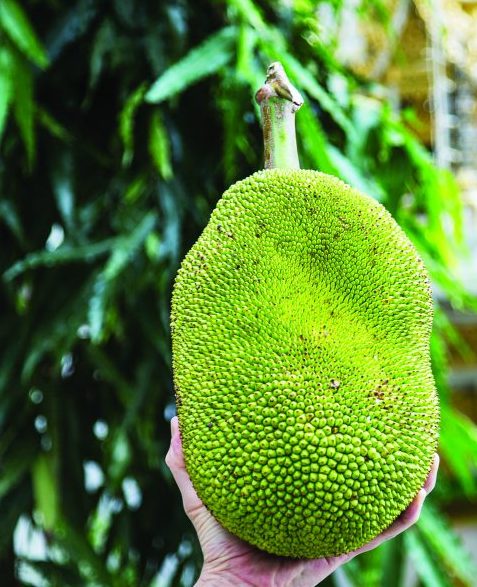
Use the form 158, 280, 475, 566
255, 62, 304, 170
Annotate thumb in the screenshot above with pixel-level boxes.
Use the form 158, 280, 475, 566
165, 417, 215, 528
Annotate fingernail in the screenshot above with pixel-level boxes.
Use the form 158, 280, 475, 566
170, 418, 182, 454
170, 416, 179, 437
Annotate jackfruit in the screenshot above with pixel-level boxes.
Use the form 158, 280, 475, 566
170, 66, 438, 559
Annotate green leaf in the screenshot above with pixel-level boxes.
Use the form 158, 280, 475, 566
88, 213, 156, 342
145, 26, 236, 103
46, 0, 99, 62
55, 521, 117, 586
236, 24, 259, 84
418, 505, 477, 587
439, 404, 477, 495
88, 18, 115, 93
124, 174, 147, 204
0, 199, 24, 245
16, 560, 86, 587
434, 305, 475, 364
50, 152, 76, 230
327, 145, 386, 201
32, 453, 60, 531
0, 0, 48, 68
0, 443, 36, 500
404, 529, 451, 587
157, 184, 181, 264
353, 544, 387, 587
85, 346, 131, 407
145, 231, 161, 262
3, 238, 117, 281
220, 80, 243, 184
296, 104, 338, 175
227, 0, 268, 32
384, 112, 465, 266
37, 107, 71, 142
381, 535, 405, 587
119, 83, 147, 166
108, 432, 132, 482
148, 111, 173, 179
334, 559, 360, 586
11, 52, 35, 167
0, 48, 13, 143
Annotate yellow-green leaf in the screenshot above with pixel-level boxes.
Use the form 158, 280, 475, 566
0, 0, 49, 68
11, 52, 35, 167
32, 453, 60, 531
145, 26, 236, 103
148, 111, 172, 180
119, 83, 147, 166
0, 48, 13, 143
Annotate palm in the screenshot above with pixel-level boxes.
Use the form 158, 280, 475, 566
166, 417, 439, 587
197, 527, 343, 587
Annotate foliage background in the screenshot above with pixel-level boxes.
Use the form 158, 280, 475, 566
0, 0, 476, 585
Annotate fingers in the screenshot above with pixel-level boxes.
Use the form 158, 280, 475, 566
165, 416, 230, 558
423, 453, 439, 494
165, 416, 205, 519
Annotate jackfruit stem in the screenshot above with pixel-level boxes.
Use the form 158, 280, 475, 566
255, 62, 304, 170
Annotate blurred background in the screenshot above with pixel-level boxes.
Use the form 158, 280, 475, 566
0, 0, 476, 585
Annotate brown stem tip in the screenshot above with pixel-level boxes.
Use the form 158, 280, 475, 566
255, 62, 304, 170
255, 62, 304, 111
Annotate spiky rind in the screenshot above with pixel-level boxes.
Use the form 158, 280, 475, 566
171, 169, 439, 558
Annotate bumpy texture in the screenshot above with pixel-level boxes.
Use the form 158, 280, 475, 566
171, 169, 439, 558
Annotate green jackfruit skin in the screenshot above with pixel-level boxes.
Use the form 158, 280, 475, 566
171, 169, 439, 559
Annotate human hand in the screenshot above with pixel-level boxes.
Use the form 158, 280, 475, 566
165, 416, 439, 587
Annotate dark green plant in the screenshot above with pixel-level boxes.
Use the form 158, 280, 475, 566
0, 0, 476, 585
